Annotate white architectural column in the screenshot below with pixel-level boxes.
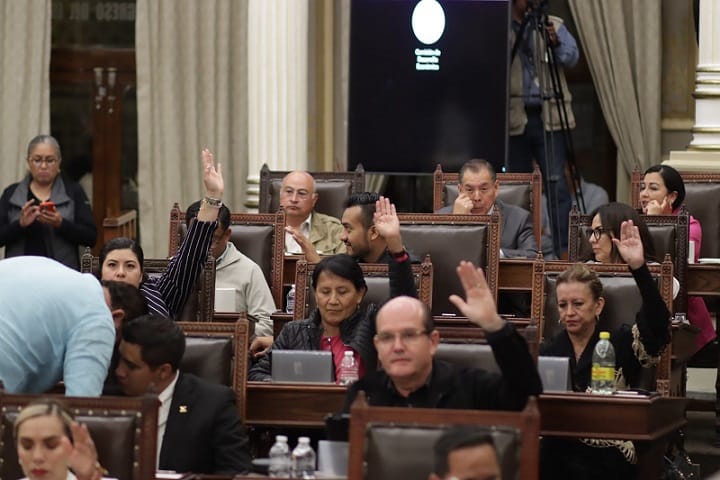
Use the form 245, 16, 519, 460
668, 0, 720, 171
245, 0, 309, 209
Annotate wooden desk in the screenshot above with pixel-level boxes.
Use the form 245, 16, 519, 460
498, 258, 535, 291
540, 393, 687, 479
687, 263, 720, 297
246, 382, 346, 427
245, 385, 686, 479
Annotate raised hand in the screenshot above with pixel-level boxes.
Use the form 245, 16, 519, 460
449, 261, 505, 332
202, 148, 224, 199
612, 220, 645, 270
373, 196, 403, 253
285, 225, 321, 263
452, 192, 474, 214
66, 422, 102, 480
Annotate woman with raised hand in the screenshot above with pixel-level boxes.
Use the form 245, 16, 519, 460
540, 220, 671, 479
15, 398, 105, 480
98, 149, 222, 318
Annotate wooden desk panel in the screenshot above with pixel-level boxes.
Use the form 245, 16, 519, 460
246, 382, 346, 427
687, 263, 720, 296
539, 393, 687, 440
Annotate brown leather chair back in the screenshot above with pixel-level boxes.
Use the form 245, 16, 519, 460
177, 320, 250, 421
433, 164, 543, 247
0, 393, 158, 480
435, 343, 500, 374
684, 182, 720, 258
533, 261, 674, 394
348, 395, 540, 480
80, 251, 216, 322
168, 205, 286, 308
292, 257, 433, 321
258, 163, 365, 219
398, 213, 500, 317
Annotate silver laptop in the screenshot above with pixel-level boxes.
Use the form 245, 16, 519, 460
538, 356, 572, 392
271, 350, 334, 383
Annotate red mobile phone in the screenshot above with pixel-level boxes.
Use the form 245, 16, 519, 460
39, 201, 56, 212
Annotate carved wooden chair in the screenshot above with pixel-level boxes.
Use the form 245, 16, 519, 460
168, 203, 285, 309
0, 392, 158, 480
258, 163, 365, 219
397, 213, 501, 317
531, 260, 675, 395
177, 320, 250, 422
433, 163, 543, 247
347, 393, 540, 480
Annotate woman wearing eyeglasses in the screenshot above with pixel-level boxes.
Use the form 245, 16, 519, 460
248, 198, 416, 383
540, 206, 671, 479
0, 135, 97, 270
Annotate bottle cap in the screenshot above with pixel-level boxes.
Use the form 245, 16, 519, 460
344, 350, 354, 356
276, 435, 288, 442
599, 331, 610, 340
298, 436, 310, 443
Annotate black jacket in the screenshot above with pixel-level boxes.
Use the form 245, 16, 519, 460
159, 373, 251, 475
343, 323, 542, 412
540, 263, 671, 391
248, 255, 417, 381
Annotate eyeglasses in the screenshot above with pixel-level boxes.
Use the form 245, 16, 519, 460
588, 227, 606, 241
375, 329, 429, 346
29, 156, 58, 166
281, 187, 312, 200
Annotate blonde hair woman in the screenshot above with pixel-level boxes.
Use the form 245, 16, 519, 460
14, 399, 104, 480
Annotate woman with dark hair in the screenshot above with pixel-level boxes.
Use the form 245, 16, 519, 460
0, 135, 97, 269
586, 202, 655, 264
98, 149, 222, 319
248, 199, 416, 382
640, 164, 714, 349
540, 221, 671, 479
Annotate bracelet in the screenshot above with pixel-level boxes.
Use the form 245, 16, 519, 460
202, 196, 222, 208
391, 249, 409, 262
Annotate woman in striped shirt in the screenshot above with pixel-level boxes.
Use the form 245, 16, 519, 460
98, 149, 222, 318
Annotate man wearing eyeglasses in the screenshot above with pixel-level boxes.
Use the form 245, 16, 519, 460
436, 159, 555, 260
343, 261, 541, 411
280, 171, 346, 259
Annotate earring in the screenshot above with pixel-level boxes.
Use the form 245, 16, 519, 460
595, 315, 600, 323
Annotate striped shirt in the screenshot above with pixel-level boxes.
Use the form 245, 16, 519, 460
141, 220, 215, 318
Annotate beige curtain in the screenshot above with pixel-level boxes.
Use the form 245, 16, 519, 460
0, 0, 50, 182
136, 0, 248, 258
568, 0, 661, 201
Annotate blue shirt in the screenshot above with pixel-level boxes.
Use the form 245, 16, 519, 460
0, 256, 115, 396
512, 17, 579, 106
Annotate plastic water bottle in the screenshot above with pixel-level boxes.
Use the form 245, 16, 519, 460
268, 435, 291, 477
291, 436, 316, 479
286, 284, 295, 314
591, 331, 616, 394
338, 350, 359, 385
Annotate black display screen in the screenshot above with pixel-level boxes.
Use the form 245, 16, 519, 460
348, 0, 510, 173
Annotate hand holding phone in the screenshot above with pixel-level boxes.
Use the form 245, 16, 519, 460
39, 201, 56, 213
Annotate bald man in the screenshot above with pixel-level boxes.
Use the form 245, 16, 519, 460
280, 171, 346, 261
344, 261, 542, 411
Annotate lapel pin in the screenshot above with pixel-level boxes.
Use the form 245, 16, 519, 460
179, 405, 188, 413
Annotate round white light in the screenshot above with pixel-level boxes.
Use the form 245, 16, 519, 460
411, 0, 446, 45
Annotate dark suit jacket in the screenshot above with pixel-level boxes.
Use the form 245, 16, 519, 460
437, 199, 547, 258
159, 373, 251, 475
